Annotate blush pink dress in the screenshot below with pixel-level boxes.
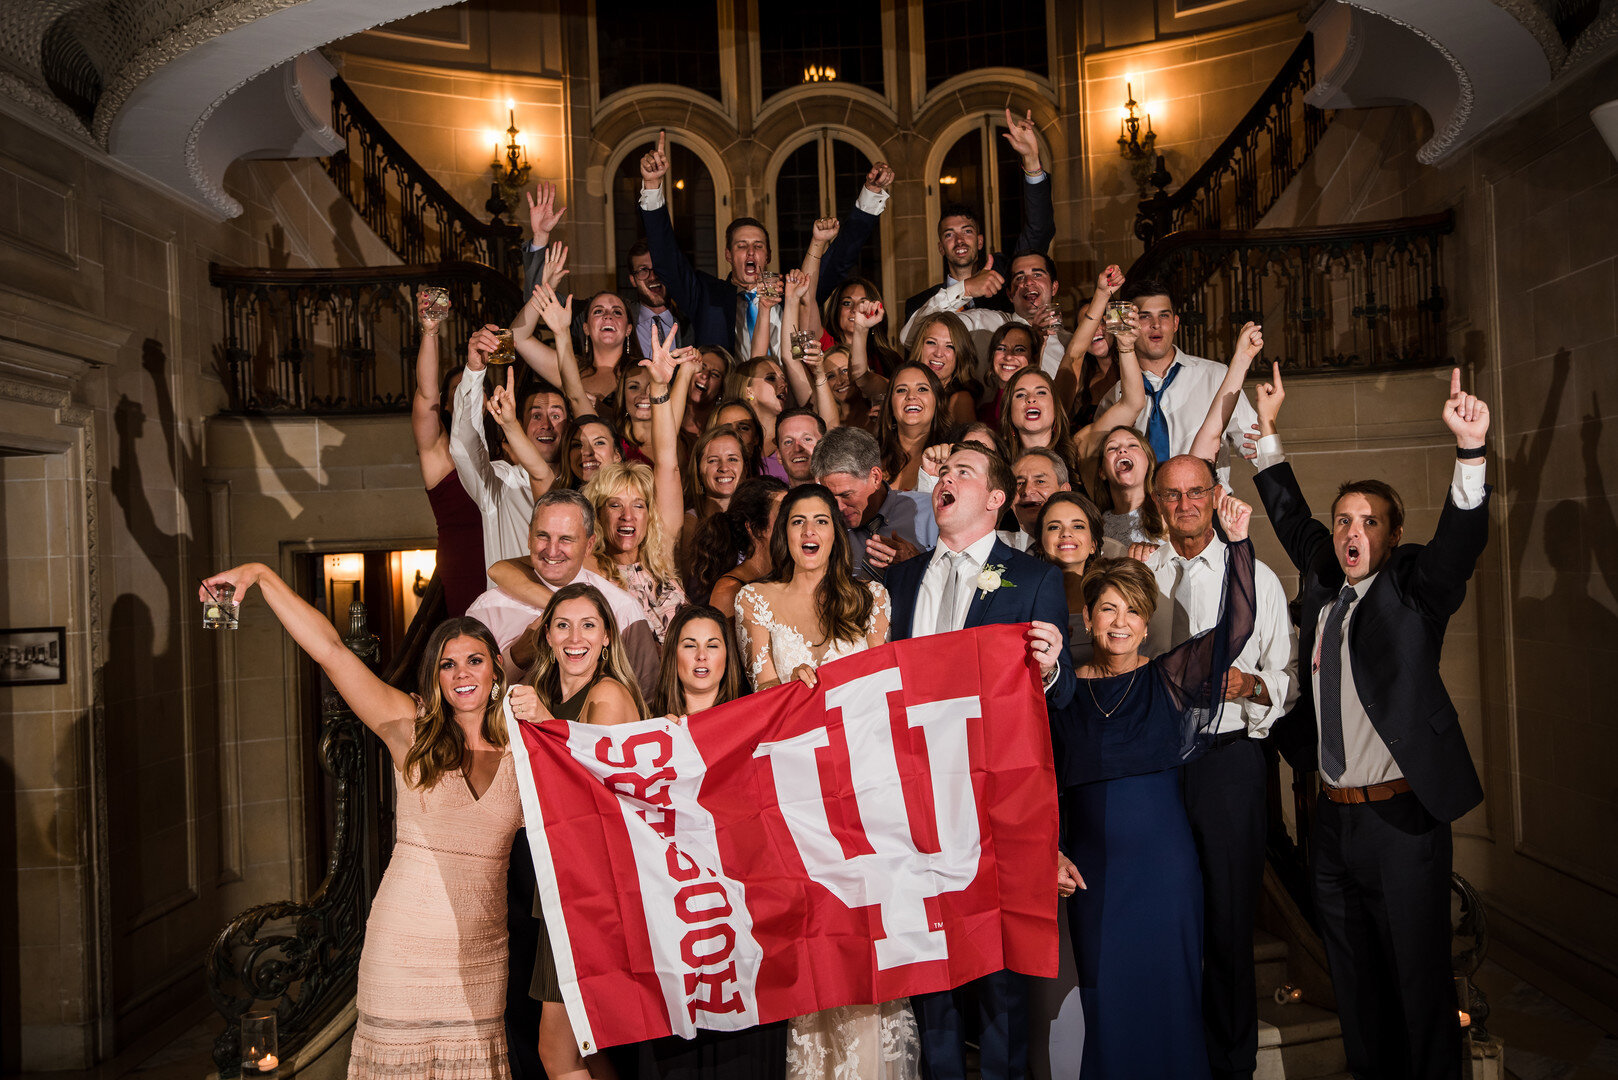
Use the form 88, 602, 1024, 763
348, 754, 524, 1080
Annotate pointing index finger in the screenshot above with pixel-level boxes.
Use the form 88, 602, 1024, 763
657, 129, 666, 153
1449, 367, 1462, 398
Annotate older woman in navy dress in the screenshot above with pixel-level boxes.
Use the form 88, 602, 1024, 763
1053, 494, 1256, 1078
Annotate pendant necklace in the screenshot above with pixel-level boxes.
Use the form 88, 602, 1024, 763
1087, 664, 1140, 718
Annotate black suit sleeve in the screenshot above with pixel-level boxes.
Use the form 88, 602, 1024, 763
521, 244, 545, 303
1007, 175, 1055, 259
1030, 561, 1076, 710
1253, 462, 1337, 581
1403, 486, 1491, 622
640, 198, 716, 334
817, 203, 880, 303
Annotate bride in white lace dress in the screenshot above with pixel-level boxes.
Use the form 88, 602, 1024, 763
732, 484, 921, 1080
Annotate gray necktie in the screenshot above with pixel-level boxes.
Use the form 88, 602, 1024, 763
1170, 559, 1192, 646
1317, 585, 1357, 782
933, 552, 963, 636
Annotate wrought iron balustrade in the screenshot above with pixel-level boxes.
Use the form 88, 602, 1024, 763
208, 578, 445, 1076
325, 76, 522, 279
211, 261, 522, 414
1135, 33, 1330, 249
1123, 211, 1454, 373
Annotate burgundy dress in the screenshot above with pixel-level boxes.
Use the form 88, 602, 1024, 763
427, 471, 487, 618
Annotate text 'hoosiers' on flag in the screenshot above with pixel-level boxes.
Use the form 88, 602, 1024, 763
507, 623, 1059, 1053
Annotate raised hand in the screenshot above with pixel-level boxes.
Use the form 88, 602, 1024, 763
540, 241, 569, 291
1002, 108, 1043, 172
1032, 303, 1063, 340
467, 324, 500, 371
1232, 322, 1263, 362
486, 366, 520, 430
852, 298, 885, 330
526, 181, 566, 245
640, 130, 670, 188
200, 564, 262, 606
1254, 361, 1284, 433
921, 442, 951, 477
639, 320, 681, 386
864, 162, 895, 193
1217, 492, 1252, 542
811, 217, 840, 246
1110, 323, 1139, 353
964, 266, 1005, 299
1441, 367, 1490, 449
532, 283, 573, 336
1097, 264, 1124, 295
784, 268, 811, 301
417, 288, 450, 334
801, 339, 826, 380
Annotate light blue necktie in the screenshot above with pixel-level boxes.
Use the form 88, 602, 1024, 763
1144, 363, 1182, 465
744, 290, 759, 342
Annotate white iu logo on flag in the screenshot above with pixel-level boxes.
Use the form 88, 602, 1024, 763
753, 666, 983, 969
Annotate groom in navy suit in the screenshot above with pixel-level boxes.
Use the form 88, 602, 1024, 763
885, 439, 1075, 1080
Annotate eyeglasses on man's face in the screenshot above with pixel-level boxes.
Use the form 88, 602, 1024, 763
1154, 485, 1216, 504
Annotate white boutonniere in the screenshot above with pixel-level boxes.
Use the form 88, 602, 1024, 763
976, 563, 1017, 600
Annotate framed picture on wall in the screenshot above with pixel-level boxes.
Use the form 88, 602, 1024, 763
0, 627, 66, 686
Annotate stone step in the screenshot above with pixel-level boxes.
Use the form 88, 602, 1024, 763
1255, 996, 1347, 1080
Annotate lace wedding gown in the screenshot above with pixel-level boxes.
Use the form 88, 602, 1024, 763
733, 581, 921, 1080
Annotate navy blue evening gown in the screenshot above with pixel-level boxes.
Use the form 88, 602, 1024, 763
1051, 539, 1256, 1078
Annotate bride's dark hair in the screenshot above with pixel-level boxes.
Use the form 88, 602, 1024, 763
765, 484, 873, 648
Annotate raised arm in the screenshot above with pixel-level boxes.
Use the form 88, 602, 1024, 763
519, 182, 567, 298
640, 131, 715, 323
802, 341, 841, 431
1406, 368, 1493, 620
412, 290, 454, 487
1001, 108, 1053, 260
533, 284, 592, 418
778, 269, 815, 406
511, 272, 563, 387
643, 325, 688, 567
749, 279, 780, 359
797, 218, 839, 339
1055, 265, 1123, 411
448, 327, 501, 507
1190, 322, 1263, 463
816, 162, 892, 303
486, 364, 557, 498
1075, 325, 1144, 459
201, 564, 416, 760
847, 299, 891, 399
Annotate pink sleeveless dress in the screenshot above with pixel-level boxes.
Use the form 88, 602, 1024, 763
348, 753, 524, 1080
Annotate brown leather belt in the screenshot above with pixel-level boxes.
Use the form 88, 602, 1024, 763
1320, 778, 1412, 804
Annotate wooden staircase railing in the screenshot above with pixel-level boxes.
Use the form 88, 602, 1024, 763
324, 75, 523, 281
1135, 32, 1330, 250
1124, 210, 1455, 373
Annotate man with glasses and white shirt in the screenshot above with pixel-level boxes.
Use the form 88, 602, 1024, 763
1140, 453, 1297, 1080
1100, 280, 1259, 485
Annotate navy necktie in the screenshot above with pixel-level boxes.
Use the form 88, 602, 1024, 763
1144, 363, 1182, 465
1317, 585, 1358, 782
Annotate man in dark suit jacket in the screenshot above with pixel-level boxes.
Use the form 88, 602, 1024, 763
1250, 365, 1491, 1080
636, 131, 893, 354
884, 438, 1074, 1080
521, 236, 695, 357
902, 108, 1056, 322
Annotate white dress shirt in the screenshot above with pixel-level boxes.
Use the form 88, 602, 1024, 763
1142, 534, 1298, 737
913, 530, 1001, 636
640, 184, 890, 359
1100, 348, 1259, 485
1259, 434, 1487, 785
449, 366, 538, 582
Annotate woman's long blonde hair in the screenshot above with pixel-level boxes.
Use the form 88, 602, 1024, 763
521, 583, 648, 717
584, 461, 679, 593
403, 617, 508, 790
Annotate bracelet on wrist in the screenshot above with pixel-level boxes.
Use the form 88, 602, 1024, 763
647, 391, 672, 406
1456, 444, 1486, 459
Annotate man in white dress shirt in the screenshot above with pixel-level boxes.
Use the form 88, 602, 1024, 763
450, 327, 565, 580
1140, 454, 1298, 1080
465, 489, 660, 695
1100, 280, 1258, 485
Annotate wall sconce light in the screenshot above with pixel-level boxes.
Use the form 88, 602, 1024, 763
486, 98, 532, 223
938, 174, 959, 186
1117, 76, 1159, 191
803, 64, 838, 83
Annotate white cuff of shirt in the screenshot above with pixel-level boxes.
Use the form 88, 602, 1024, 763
1449, 456, 1487, 509
638, 186, 666, 212
854, 186, 889, 215
1023, 170, 1048, 184
916, 469, 938, 494
1041, 662, 1060, 692
1253, 433, 1285, 472
937, 280, 969, 311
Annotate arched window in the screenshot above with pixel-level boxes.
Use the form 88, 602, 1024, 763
935, 116, 1031, 262
921, 0, 1048, 90
595, 0, 722, 101
771, 134, 887, 302
757, 2, 884, 100
612, 138, 719, 291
